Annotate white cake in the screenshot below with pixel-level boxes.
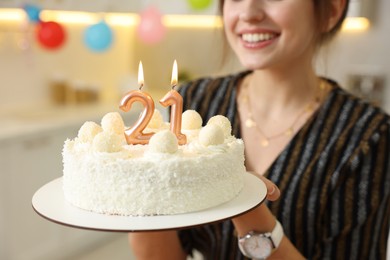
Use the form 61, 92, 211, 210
62, 110, 246, 216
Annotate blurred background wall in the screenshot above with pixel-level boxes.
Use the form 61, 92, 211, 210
0, 0, 388, 259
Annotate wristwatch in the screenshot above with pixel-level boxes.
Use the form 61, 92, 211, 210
238, 220, 284, 260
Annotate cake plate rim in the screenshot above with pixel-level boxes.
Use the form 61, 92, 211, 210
32, 172, 266, 232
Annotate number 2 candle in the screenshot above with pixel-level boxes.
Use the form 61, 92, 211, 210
119, 61, 155, 145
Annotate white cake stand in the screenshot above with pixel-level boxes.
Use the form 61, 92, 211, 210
32, 173, 266, 232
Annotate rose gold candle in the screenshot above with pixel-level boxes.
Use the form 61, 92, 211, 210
120, 61, 155, 145
160, 60, 187, 145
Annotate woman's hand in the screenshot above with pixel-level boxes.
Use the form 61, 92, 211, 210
248, 171, 280, 201
233, 172, 305, 259
233, 172, 280, 235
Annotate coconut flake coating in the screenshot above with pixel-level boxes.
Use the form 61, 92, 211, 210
62, 113, 246, 216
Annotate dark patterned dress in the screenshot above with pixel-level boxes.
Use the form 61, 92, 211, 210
178, 71, 390, 260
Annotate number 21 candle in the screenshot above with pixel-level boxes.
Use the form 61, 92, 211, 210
120, 60, 187, 145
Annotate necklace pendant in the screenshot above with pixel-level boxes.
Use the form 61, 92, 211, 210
245, 118, 256, 128
261, 139, 269, 147
306, 103, 315, 112
285, 128, 294, 136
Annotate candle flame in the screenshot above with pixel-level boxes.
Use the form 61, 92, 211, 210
138, 61, 144, 88
171, 60, 178, 87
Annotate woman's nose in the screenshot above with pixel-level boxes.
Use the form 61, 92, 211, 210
239, 0, 265, 22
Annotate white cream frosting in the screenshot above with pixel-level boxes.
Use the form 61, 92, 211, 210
62, 112, 246, 216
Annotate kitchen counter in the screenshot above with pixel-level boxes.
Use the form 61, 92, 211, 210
0, 102, 136, 260
0, 102, 141, 142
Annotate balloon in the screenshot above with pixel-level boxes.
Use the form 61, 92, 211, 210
137, 6, 166, 44
36, 21, 66, 50
187, 0, 213, 10
23, 4, 41, 23
84, 20, 114, 52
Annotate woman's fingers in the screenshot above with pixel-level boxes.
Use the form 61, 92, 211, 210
249, 172, 280, 201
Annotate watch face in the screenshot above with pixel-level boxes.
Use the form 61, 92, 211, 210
243, 235, 273, 259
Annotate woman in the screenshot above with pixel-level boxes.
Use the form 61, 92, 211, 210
129, 0, 390, 259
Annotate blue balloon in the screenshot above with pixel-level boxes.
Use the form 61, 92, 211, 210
23, 4, 41, 23
84, 21, 114, 52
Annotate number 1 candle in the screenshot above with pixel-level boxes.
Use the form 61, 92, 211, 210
160, 60, 187, 145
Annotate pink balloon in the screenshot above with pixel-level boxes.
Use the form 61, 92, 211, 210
137, 6, 166, 44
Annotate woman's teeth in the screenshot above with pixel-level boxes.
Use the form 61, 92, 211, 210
242, 33, 276, 43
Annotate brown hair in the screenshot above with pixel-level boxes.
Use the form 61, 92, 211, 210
217, 0, 350, 47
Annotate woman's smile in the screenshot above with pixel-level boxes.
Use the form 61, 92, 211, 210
223, 0, 317, 70
240, 31, 279, 49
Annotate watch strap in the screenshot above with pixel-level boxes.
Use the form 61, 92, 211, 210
270, 220, 283, 248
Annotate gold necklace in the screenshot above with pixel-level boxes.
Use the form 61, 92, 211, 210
242, 80, 326, 147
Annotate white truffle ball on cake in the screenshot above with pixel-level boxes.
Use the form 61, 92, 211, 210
181, 110, 203, 142
92, 131, 123, 153
148, 130, 178, 154
101, 112, 125, 135
207, 115, 232, 139
77, 121, 102, 143
145, 109, 169, 133
199, 124, 225, 146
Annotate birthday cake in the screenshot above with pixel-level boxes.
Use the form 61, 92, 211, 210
62, 110, 246, 216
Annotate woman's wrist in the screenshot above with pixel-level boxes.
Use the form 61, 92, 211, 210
233, 204, 305, 259
233, 203, 276, 236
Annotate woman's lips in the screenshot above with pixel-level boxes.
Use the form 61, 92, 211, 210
240, 32, 279, 49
